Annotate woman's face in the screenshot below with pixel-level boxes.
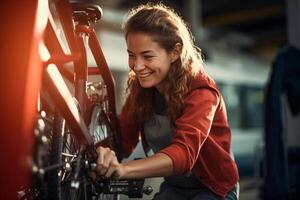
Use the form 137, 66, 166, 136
126, 32, 174, 92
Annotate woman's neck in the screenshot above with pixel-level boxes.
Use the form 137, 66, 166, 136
155, 79, 167, 93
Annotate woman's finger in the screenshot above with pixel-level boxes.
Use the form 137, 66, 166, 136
104, 157, 120, 179
96, 147, 110, 175
99, 152, 115, 176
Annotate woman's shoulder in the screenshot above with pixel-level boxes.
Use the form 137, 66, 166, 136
184, 72, 221, 106
190, 71, 219, 93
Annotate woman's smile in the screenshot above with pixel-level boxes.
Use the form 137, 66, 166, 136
137, 70, 153, 79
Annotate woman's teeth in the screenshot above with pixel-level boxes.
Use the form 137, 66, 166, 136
139, 72, 152, 78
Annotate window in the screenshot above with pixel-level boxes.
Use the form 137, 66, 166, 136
218, 82, 264, 129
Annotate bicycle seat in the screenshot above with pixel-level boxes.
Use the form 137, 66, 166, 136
69, 0, 103, 23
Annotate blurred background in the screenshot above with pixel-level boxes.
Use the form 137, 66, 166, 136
86, 0, 298, 199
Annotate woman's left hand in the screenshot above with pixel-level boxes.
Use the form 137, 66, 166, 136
96, 146, 125, 179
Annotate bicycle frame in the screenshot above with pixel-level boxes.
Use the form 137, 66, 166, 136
1, 0, 120, 198
43, 0, 119, 147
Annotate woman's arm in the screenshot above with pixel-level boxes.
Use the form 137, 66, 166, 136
159, 88, 219, 175
96, 146, 173, 179
97, 89, 219, 179
122, 153, 173, 179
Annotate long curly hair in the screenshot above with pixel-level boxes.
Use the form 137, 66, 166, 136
122, 3, 204, 124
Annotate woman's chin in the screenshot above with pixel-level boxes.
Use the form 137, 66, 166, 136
138, 80, 154, 88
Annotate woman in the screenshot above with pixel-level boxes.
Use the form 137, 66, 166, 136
96, 3, 239, 200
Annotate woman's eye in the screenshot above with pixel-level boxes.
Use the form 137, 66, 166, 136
128, 54, 135, 59
144, 55, 154, 60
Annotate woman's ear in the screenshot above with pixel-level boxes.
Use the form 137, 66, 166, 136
171, 43, 182, 62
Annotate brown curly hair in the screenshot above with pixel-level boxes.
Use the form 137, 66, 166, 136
123, 3, 204, 124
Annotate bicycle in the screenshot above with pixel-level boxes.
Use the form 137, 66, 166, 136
10, 0, 152, 199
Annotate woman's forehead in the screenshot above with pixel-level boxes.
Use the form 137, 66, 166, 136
126, 33, 165, 53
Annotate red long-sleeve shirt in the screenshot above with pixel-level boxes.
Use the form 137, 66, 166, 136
119, 73, 239, 197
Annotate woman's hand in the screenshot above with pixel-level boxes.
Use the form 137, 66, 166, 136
96, 147, 173, 180
96, 146, 125, 179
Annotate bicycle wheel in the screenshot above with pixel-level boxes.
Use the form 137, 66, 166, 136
46, 111, 65, 200
31, 112, 53, 200
43, 106, 119, 200
89, 105, 119, 200
46, 110, 95, 200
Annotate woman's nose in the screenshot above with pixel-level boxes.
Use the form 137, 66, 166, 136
133, 61, 145, 71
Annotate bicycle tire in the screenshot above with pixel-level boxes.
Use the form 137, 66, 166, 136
89, 105, 119, 200
47, 111, 64, 200
44, 107, 118, 200
31, 113, 53, 200
46, 112, 95, 200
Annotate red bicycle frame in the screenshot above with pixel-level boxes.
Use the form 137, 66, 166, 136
0, 0, 47, 199
0, 0, 119, 198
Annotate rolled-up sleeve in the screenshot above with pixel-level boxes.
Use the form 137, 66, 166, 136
159, 88, 219, 175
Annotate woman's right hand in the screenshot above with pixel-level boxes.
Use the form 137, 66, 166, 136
96, 146, 125, 179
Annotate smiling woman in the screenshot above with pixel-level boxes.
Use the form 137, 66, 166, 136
96, 3, 240, 200
126, 32, 178, 90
